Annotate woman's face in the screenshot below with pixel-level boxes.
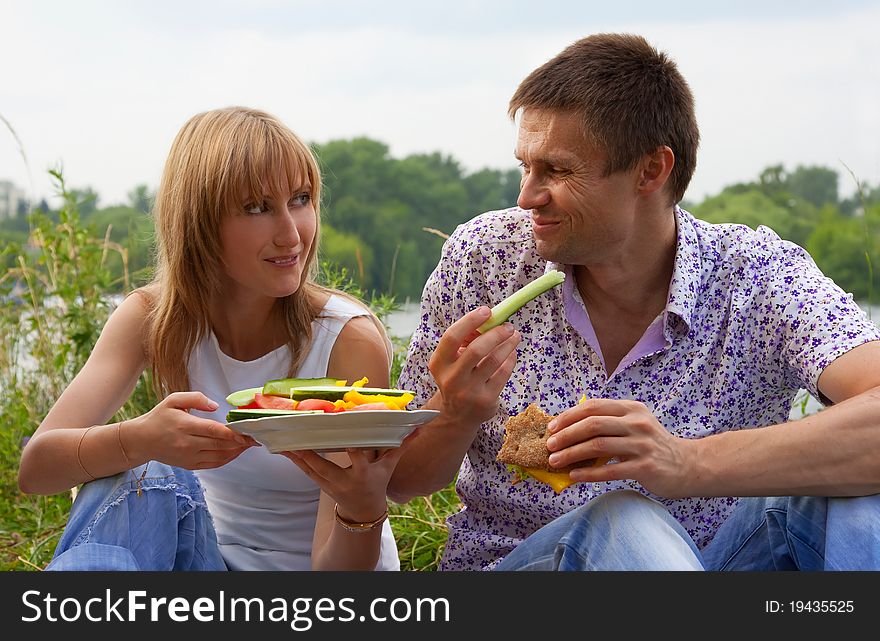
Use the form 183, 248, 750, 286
218, 172, 317, 304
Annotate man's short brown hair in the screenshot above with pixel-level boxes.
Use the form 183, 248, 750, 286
509, 33, 699, 204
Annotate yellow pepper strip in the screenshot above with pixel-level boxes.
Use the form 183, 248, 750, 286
343, 390, 414, 409
351, 377, 369, 388
334, 380, 349, 387
333, 399, 356, 411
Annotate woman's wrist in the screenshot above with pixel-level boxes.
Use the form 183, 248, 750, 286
334, 503, 388, 533
117, 416, 146, 467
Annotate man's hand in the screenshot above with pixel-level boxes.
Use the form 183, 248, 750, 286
428, 306, 521, 428
545, 398, 698, 498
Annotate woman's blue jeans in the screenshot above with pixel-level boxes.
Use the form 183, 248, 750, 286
46, 462, 226, 571
494, 489, 880, 571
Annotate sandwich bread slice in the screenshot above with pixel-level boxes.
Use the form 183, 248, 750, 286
496, 403, 607, 493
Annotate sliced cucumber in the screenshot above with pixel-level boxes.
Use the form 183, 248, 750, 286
225, 386, 264, 407
290, 386, 415, 401
476, 270, 565, 333
262, 376, 345, 397
226, 408, 323, 422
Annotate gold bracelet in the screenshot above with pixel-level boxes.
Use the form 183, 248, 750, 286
76, 426, 97, 481
116, 420, 132, 469
334, 504, 388, 533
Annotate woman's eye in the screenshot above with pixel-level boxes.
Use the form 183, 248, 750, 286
289, 192, 311, 208
244, 202, 268, 215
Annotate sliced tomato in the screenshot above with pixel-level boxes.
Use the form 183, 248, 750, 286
253, 393, 297, 410
236, 401, 261, 409
348, 402, 395, 411
297, 398, 342, 413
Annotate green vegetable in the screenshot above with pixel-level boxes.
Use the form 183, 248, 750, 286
226, 408, 323, 422
224, 386, 264, 407
262, 376, 345, 398
289, 386, 414, 402
476, 270, 565, 334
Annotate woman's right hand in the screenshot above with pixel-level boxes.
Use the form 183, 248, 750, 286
125, 392, 258, 469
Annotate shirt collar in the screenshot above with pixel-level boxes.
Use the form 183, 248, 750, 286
665, 206, 702, 333
554, 205, 703, 343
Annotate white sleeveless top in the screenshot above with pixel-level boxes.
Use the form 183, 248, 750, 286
190, 295, 400, 571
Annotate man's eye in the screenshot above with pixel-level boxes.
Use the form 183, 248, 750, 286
289, 192, 311, 208
244, 202, 268, 214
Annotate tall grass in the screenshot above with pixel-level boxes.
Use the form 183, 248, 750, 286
0, 170, 458, 571
0, 169, 145, 570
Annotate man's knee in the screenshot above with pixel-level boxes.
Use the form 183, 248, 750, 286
556, 489, 703, 570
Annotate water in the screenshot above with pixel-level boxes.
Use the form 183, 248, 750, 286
385, 302, 421, 338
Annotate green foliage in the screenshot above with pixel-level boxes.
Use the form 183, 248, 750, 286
82, 204, 155, 288
320, 223, 374, 287
388, 483, 459, 571
689, 162, 878, 302
315, 137, 519, 299
691, 190, 809, 244
0, 169, 159, 570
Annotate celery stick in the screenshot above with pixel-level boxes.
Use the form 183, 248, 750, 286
476, 270, 565, 334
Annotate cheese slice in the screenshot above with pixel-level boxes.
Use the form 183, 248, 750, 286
522, 467, 576, 493
521, 456, 612, 493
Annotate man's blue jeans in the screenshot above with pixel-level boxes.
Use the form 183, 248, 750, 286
494, 489, 880, 571
45, 462, 226, 571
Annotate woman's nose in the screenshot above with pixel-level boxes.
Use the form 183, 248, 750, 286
274, 209, 301, 247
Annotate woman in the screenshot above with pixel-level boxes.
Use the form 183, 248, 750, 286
18, 106, 401, 570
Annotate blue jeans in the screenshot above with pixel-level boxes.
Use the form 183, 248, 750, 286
46, 462, 227, 571
494, 489, 880, 571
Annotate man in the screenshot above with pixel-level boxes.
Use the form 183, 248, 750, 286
389, 33, 880, 570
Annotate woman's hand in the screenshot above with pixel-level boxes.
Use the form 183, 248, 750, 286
545, 398, 697, 498
280, 436, 413, 522
125, 391, 258, 470
427, 306, 520, 428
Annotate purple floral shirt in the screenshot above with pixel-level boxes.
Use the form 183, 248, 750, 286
398, 206, 880, 571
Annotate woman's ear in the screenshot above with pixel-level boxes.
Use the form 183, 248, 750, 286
637, 146, 675, 196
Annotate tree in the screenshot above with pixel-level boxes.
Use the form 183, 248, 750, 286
127, 184, 154, 214
313, 137, 509, 297
785, 165, 839, 209
807, 208, 879, 302
70, 187, 99, 217
690, 189, 813, 246
320, 223, 374, 286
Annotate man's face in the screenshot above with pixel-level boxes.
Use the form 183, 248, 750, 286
515, 108, 640, 266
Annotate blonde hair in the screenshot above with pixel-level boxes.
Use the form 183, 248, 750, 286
138, 106, 384, 395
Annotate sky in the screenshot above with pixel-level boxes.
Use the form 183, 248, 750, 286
1, 0, 879, 209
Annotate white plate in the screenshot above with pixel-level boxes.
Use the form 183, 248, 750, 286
226, 409, 440, 453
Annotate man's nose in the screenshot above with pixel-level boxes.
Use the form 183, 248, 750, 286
517, 173, 550, 210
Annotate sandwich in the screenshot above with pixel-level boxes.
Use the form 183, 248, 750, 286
496, 403, 607, 493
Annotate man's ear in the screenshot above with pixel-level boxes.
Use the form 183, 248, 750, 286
637, 146, 674, 196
